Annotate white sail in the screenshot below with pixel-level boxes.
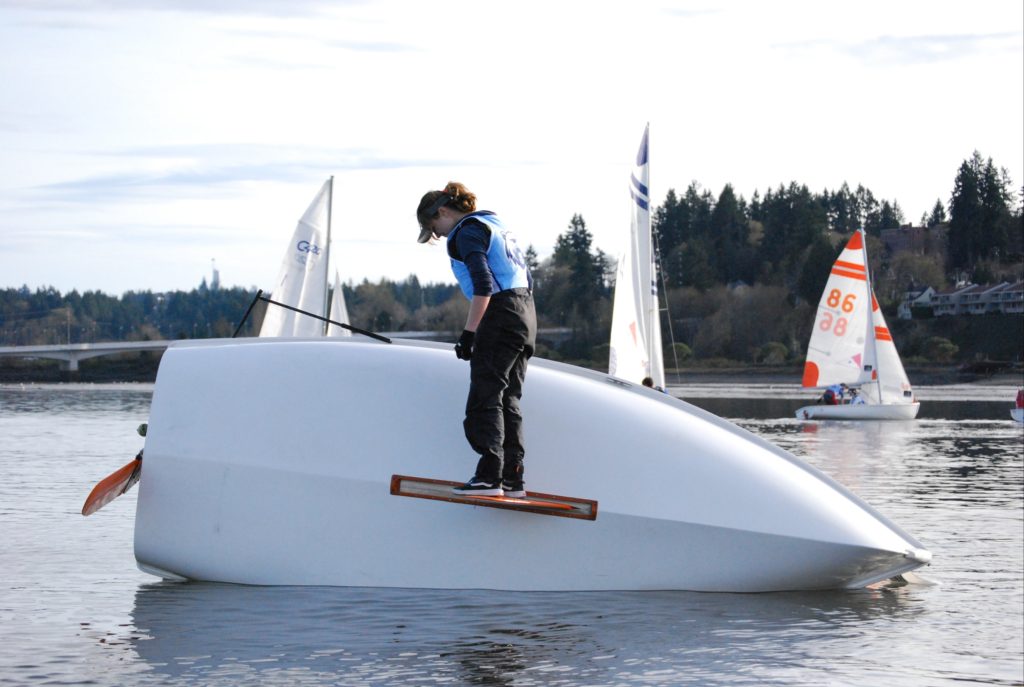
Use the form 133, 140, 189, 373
326, 271, 352, 337
259, 179, 333, 338
609, 124, 665, 388
801, 229, 876, 389
869, 293, 913, 404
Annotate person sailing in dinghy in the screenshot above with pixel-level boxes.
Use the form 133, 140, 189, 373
416, 182, 537, 498
819, 383, 847, 405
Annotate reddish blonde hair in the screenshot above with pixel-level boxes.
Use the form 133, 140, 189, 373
416, 182, 477, 227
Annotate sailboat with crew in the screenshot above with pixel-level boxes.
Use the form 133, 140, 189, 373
258, 176, 351, 338
609, 124, 666, 389
796, 228, 919, 420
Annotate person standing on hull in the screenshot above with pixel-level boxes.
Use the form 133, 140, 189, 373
416, 182, 537, 498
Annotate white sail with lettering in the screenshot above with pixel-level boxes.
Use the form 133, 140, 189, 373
609, 124, 664, 388
259, 179, 333, 337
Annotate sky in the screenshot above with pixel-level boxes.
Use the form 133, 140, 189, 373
1, 0, 1021, 296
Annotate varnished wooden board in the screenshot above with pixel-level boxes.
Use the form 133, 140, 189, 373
390, 474, 597, 521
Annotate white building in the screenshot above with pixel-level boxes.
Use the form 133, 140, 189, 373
925, 281, 1024, 318
897, 286, 936, 320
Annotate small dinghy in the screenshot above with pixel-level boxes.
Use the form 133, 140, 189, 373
796, 229, 920, 421
80, 336, 934, 592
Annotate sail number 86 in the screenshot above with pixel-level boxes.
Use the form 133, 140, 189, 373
826, 289, 856, 312
820, 290, 856, 337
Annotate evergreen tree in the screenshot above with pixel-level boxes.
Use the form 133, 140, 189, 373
524, 245, 540, 274
653, 183, 714, 287
758, 182, 828, 278
948, 151, 1016, 270
548, 214, 609, 356
865, 199, 904, 234
796, 236, 839, 304
709, 184, 751, 283
826, 182, 860, 234
926, 199, 947, 227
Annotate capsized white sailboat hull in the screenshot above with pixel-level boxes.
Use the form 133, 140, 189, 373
796, 402, 921, 421
134, 338, 931, 591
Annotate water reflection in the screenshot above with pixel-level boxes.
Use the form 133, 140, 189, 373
127, 582, 923, 685
683, 394, 1015, 421
1, 383, 1018, 686
0, 383, 153, 415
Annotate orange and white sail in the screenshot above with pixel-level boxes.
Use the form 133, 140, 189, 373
802, 228, 914, 406
802, 229, 877, 391
870, 289, 914, 404
610, 124, 664, 388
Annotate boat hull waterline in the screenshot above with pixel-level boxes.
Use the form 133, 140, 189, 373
796, 402, 921, 421
133, 338, 931, 592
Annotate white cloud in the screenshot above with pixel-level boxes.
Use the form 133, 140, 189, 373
0, 0, 1021, 294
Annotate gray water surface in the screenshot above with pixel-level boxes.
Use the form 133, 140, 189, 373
0, 383, 1020, 686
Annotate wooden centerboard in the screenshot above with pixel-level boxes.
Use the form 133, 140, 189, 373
390, 474, 598, 521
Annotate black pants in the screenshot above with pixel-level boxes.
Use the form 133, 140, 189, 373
464, 289, 536, 484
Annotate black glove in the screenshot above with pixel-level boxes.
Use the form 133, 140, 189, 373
454, 329, 475, 360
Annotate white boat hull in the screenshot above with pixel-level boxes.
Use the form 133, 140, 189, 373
134, 338, 931, 591
1012, 407, 1023, 423
796, 402, 921, 421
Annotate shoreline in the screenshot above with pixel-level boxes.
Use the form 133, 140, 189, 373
1, 348, 1021, 388
666, 365, 1022, 387
2, 365, 1020, 389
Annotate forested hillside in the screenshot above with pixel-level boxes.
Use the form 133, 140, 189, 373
2, 151, 1020, 378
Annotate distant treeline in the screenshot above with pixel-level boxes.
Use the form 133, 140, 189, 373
2, 151, 1020, 371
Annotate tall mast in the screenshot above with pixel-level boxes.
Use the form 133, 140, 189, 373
646, 134, 657, 382
322, 176, 334, 335
860, 227, 883, 398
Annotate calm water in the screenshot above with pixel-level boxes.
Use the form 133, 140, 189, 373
0, 383, 1021, 686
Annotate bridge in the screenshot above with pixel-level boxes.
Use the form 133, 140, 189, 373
0, 328, 573, 372
0, 340, 173, 372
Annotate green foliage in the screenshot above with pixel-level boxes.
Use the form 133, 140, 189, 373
881, 253, 947, 301
925, 199, 947, 227
948, 151, 1019, 270
922, 336, 959, 363
865, 199, 905, 235
0, 284, 260, 344
535, 214, 612, 358
664, 342, 692, 368
691, 286, 797, 361
757, 342, 789, 365
796, 235, 840, 305
4, 153, 1019, 372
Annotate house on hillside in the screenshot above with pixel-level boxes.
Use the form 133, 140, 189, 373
897, 286, 936, 320
928, 281, 1024, 317
986, 281, 1024, 314
880, 223, 947, 258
